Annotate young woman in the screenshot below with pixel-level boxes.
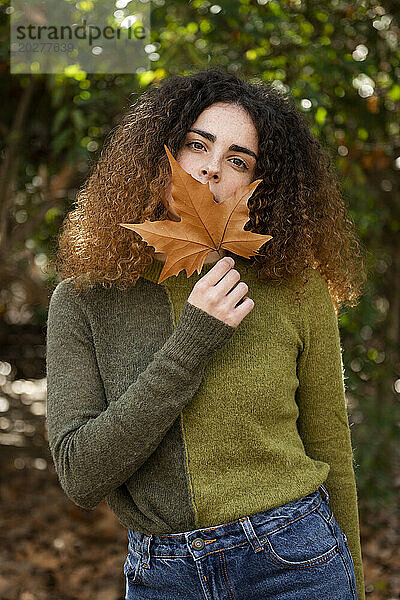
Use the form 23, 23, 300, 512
46, 66, 367, 600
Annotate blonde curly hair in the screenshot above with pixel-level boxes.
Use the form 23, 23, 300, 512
51, 66, 367, 314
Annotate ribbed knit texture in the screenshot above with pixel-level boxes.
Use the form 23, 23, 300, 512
45, 255, 365, 599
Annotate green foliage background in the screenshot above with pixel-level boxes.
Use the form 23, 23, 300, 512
1, 0, 399, 517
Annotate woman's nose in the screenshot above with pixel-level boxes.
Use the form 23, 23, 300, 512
200, 166, 220, 181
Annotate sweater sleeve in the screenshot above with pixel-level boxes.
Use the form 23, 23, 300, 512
45, 278, 236, 511
295, 269, 365, 600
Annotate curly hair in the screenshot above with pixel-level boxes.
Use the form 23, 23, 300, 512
52, 66, 367, 314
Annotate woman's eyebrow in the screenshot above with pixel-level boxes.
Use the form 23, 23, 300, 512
187, 128, 258, 160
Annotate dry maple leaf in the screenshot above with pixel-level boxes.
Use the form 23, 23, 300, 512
120, 144, 273, 284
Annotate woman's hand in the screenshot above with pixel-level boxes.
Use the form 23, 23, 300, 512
187, 257, 254, 328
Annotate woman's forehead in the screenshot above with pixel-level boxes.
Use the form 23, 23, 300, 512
188, 103, 258, 151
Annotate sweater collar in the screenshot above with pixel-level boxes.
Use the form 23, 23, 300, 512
141, 253, 253, 286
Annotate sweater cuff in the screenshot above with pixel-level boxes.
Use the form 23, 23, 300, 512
161, 300, 236, 370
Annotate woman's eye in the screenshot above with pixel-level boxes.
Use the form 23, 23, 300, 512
186, 141, 249, 171
187, 141, 205, 151
231, 157, 248, 170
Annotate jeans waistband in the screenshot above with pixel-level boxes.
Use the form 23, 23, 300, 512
127, 484, 331, 562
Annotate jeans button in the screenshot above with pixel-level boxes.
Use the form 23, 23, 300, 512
192, 538, 205, 550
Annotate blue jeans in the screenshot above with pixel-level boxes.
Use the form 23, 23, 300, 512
123, 484, 358, 599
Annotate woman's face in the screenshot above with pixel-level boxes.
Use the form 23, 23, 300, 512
164, 102, 259, 220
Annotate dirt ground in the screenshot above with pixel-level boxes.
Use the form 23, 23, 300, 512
0, 373, 399, 600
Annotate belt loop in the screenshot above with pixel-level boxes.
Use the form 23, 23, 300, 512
141, 533, 152, 568
239, 516, 263, 553
319, 483, 330, 504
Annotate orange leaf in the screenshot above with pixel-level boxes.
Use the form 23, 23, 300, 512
120, 145, 273, 284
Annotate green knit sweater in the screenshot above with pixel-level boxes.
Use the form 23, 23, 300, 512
45, 254, 365, 599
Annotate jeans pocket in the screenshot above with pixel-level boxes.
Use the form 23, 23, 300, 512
123, 545, 145, 585
341, 531, 350, 549
330, 519, 359, 599
337, 525, 357, 570
262, 505, 338, 569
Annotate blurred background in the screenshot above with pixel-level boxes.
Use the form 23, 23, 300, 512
0, 0, 399, 598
